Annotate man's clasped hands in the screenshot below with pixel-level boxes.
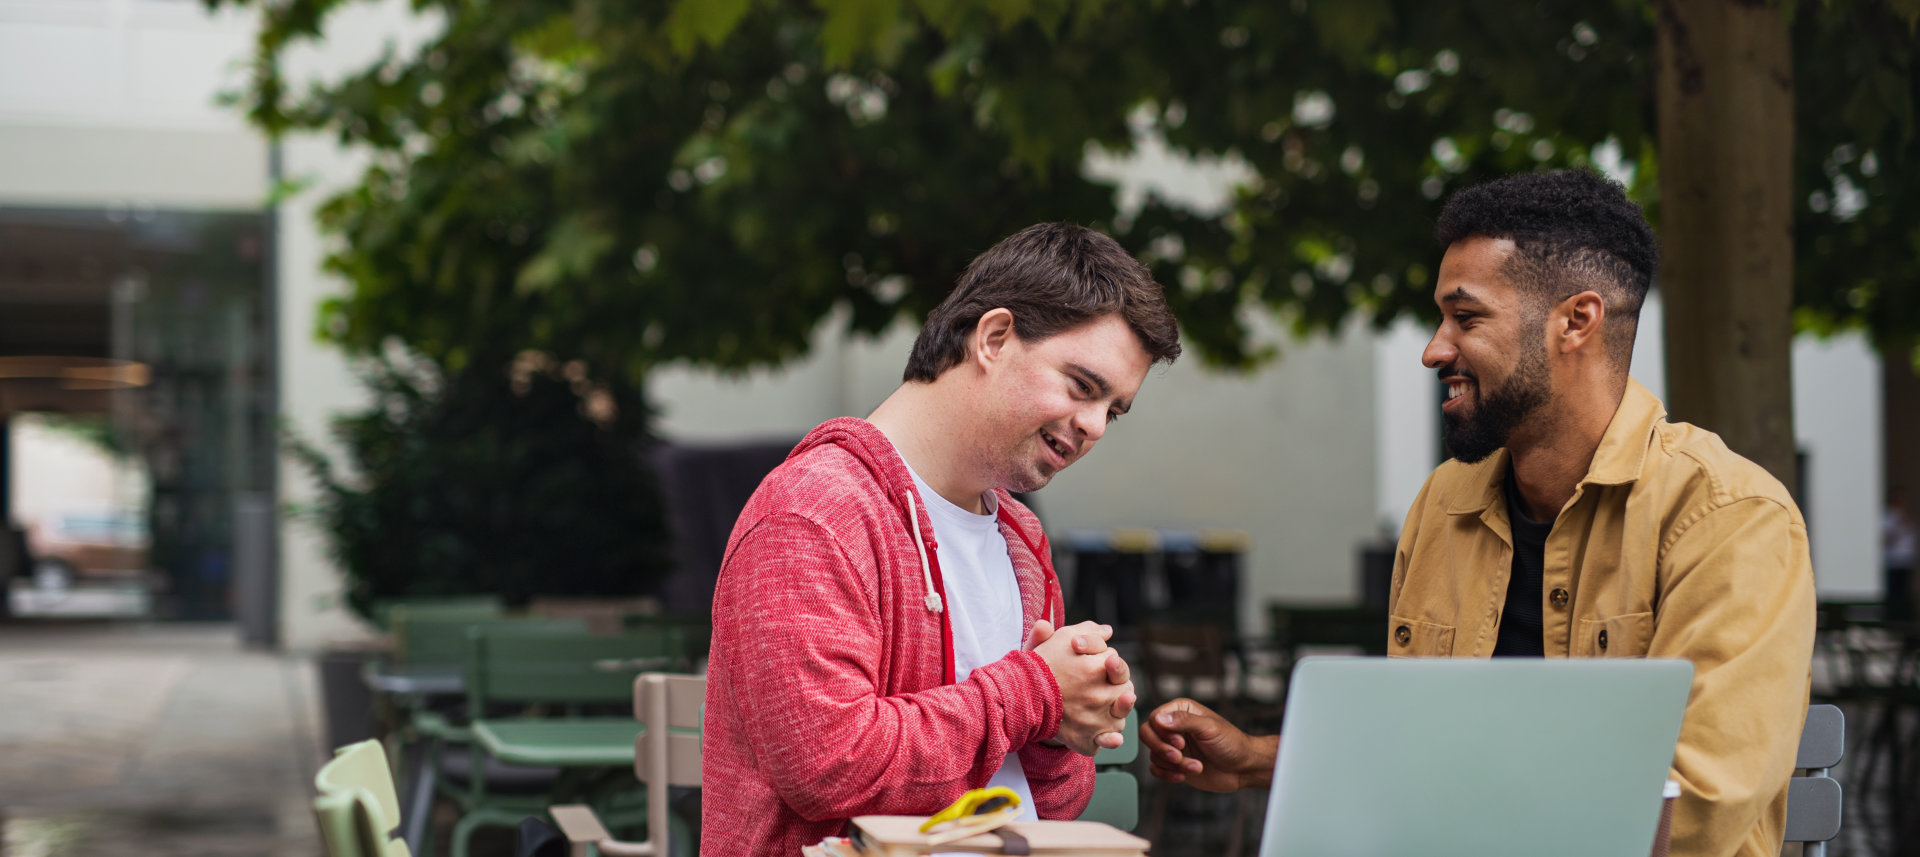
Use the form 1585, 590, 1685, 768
1025, 619, 1135, 755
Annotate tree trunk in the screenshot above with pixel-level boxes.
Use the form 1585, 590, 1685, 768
1654, 0, 1798, 496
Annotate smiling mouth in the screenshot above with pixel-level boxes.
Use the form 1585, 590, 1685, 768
1040, 429, 1072, 462
1443, 378, 1474, 406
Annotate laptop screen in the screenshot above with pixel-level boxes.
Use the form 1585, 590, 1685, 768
1260, 657, 1692, 857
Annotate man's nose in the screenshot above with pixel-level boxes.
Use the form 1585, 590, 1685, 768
1075, 403, 1108, 443
1422, 329, 1456, 370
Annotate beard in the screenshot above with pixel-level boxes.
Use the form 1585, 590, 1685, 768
1442, 338, 1552, 464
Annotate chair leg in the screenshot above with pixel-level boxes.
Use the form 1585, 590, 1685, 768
1143, 777, 1169, 844
403, 736, 441, 854
451, 811, 483, 857
1224, 791, 1247, 857
670, 811, 697, 857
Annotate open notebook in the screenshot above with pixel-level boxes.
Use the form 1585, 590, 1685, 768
811, 816, 1149, 857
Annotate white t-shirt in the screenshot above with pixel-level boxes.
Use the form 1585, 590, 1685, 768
905, 463, 1037, 823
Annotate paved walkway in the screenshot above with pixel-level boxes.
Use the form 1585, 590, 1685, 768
0, 622, 324, 857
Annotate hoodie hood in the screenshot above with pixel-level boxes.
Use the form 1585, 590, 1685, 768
788, 416, 1048, 552
788, 417, 1056, 636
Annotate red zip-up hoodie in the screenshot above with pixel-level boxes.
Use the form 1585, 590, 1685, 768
703, 417, 1095, 856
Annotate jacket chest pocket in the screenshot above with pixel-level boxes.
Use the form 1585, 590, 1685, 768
1573, 612, 1653, 658
1387, 615, 1456, 657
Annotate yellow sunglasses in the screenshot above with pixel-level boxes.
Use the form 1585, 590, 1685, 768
918, 786, 1023, 846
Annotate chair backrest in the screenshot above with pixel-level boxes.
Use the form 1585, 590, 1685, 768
466, 625, 687, 711
632, 672, 707, 855
313, 792, 376, 857
397, 614, 585, 668
314, 739, 412, 857
623, 612, 714, 663
373, 597, 504, 631
530, 596, 662, 636
1786, 704, 1845, 856
1079, 709, 1140, 831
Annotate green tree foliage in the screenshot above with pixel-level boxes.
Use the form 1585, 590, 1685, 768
287, 358, 673, 620
1791, 0, 1920, 353
212, 0, 1919, 374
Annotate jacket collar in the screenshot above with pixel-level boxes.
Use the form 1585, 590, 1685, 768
1444, 378, 1666, 516
1583, 378, 1665, 487
786, 416, 1044, 554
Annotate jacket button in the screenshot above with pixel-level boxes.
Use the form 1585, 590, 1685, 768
1597, 629, 1609, 650
1550, 588, 1569, 608
1394, 625, 1412, 646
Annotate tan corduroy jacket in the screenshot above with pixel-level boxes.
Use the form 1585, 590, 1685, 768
1387, 379, 1816, 857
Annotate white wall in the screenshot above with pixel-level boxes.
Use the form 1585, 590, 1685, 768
651, 308, 875, 443
0, 0, 267, 208
1034, 316, 1378, 624
273, 1, 444, 651
1374, 317, 1438, 535
1793, 334, 1882, 596
275, 127, 385, 650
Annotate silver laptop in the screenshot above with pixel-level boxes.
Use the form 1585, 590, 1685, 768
1260, 657, 1693, 857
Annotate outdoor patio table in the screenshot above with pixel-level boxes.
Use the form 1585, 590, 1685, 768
360, 660, 466, 853
361, 659, 465, 695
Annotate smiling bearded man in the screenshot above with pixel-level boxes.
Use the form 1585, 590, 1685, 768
1139, 170, 1815, 857
704, 223, 1180, 857
1434, 289, 1552, 465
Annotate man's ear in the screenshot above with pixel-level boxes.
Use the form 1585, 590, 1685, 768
971, 308, 1017, 368
1556, 291, 1607, 356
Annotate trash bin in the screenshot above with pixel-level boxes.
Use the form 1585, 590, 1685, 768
1063, 528, 1155, 639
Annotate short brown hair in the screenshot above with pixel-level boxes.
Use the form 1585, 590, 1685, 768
903, 223, 1181, 382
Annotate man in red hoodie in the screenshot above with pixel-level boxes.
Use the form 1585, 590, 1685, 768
705, 222, 1184, 855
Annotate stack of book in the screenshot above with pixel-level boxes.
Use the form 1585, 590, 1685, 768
803, 816, 1150, 857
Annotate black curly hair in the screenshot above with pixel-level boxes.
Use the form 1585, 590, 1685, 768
1434, 169, 1657, 367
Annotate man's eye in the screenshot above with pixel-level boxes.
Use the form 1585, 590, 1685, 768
1073, 378, 1092, 395
1106, 410, 1122, 424
1453, 313, 1476, 327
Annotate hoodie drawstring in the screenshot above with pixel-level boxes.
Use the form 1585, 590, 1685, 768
906, 491, 943, 614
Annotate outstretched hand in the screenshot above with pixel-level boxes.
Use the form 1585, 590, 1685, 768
1140, 697, 1277, 793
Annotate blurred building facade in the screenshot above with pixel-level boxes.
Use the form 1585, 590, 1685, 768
0, 0, 1891, 650
0, 0, 275, 623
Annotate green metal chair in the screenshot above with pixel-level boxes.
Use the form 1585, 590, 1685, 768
530, 596, 663, 637
551, 672, 708, 857
314, 739, 412, 857
444, 625, 688, 857
1788, 704, 1845, 857
393, 611, 581, 669
1079, 708, 1140, 831
621, 611, 713, 666
373, 596, 504, 631
398, 615, 588, 856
